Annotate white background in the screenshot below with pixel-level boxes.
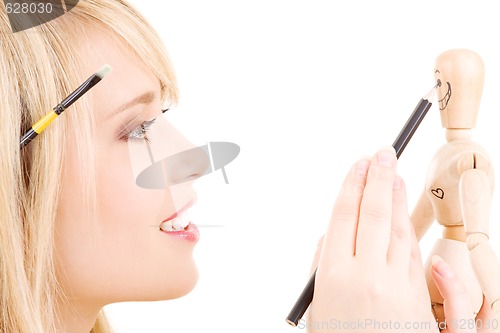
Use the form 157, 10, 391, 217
105, 1, 500, 332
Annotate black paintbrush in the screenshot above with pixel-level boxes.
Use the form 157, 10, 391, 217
20, 64, 112, 148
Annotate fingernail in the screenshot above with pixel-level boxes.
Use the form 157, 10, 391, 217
431, 255, 455, 278
377, 148, 396, 167
393, 175, 402, 190
355, 159, 370, 177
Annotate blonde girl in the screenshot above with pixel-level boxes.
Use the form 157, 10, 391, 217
1, 1, 205, 331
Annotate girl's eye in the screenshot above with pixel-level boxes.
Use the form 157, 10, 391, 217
120, 108, 169, 142
126, 118, 157, 143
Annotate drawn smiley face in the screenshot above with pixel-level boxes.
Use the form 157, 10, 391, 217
434, 69, 452, 110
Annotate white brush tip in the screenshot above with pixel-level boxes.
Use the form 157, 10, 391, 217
96, 64, 112, 79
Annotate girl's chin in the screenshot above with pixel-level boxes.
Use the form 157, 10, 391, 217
165, 269, 199, 300
145, 266, 199, 302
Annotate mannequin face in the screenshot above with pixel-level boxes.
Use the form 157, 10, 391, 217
433, 49, 484, 129
434, 69, 451, 111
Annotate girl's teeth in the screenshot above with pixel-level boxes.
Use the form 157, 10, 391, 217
172, 212, 190, 230
160, 220, 174, 231
160, 212, 190, 232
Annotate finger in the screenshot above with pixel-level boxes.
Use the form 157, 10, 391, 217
408, 221, 430, 310
355, 147, 397, 265
409, 221, 426, 285
431, 255, 477, 333
386, 175, 412, 273
320, 158, 370, 266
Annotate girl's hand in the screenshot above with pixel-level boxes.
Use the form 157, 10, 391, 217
307, 147, 480, 333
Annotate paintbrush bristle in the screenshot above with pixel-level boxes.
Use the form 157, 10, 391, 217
96, 64, 112, 79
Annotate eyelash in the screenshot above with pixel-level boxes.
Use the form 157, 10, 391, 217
127, 118, 156, 143
122, 108, 169, 143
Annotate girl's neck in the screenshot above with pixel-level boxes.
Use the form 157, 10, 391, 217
56, 298, 102, 333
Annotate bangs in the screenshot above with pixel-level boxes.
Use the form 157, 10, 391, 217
69, 0, 179, 105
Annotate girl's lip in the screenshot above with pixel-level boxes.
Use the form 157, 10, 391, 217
159, 223, 200, 242
161, 198, 197, 223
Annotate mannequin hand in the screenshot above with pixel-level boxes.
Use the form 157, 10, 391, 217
307, 148, 436, 332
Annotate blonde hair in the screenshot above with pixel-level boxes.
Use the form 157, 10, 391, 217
0, 1, 177, 332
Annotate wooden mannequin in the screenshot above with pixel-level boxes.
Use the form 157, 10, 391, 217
410, 49, 500, 324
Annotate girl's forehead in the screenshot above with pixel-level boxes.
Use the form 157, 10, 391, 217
82, 30, 160, 120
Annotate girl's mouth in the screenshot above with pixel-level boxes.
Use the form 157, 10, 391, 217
159, 218, 199, 242
158, 199, 200, 242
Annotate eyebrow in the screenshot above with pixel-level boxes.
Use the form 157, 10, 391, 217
108, 91, 158, 119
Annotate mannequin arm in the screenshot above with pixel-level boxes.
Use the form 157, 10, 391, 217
460, 169, 500, 319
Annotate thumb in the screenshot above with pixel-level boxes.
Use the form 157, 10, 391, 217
431, 255, 477, 333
